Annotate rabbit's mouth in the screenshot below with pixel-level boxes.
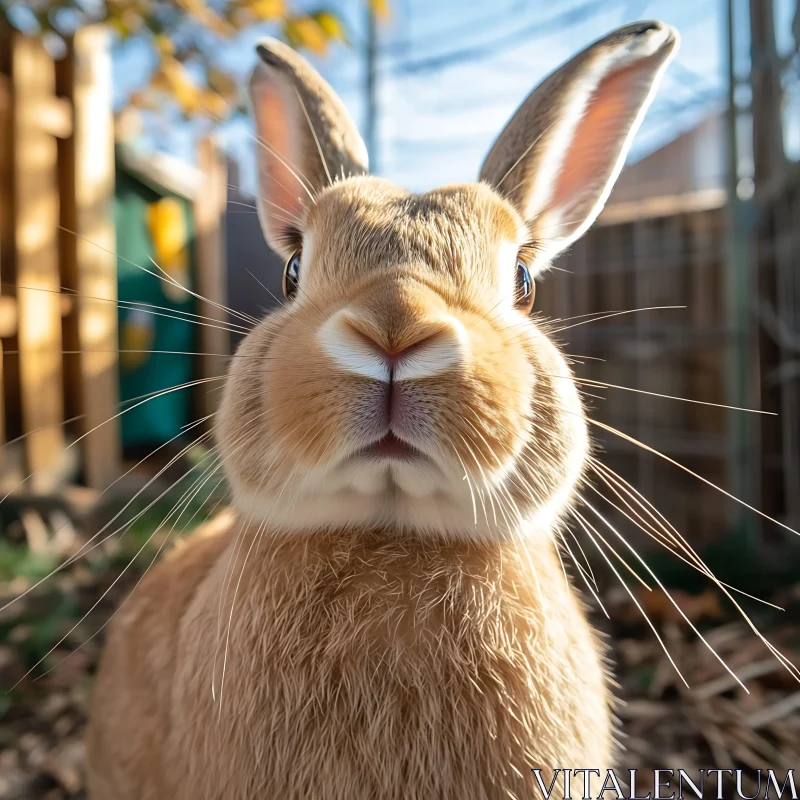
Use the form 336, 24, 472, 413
354, 433, 431, 464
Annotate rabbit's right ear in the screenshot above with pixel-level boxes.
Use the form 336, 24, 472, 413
480, 22, 678, 270
249, 39, 369, 256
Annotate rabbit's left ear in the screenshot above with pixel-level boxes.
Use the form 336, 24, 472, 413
480, 22, 678, 268
249, 38, 369, 255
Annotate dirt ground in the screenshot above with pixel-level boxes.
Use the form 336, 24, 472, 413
1, 517, 798, 800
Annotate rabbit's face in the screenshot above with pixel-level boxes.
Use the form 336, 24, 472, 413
219, 177, 587, 538
219, 22, 677, 538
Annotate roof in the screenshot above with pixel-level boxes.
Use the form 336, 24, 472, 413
116, 143, 202, 201
599, 109, 728, 223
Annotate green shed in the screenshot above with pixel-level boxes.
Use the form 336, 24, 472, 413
114, 145, 202, 452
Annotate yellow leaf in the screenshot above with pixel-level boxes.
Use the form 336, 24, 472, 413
314, 11, 347, 42
246, 0, 286, 20
154, 34, 175, 56
175, 0, 206, 13
202, 11, 236, 37
175, 0, 235, 36
199, 90, 230, 120
370, 0, 391, 20
108, 18, 129, 38
286, 17, 329, 56
159, 58, 201, 115
207, 68, 238, 100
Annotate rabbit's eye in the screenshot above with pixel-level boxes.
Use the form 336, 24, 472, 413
514, 258, 535, 313
283, 250, 301, 300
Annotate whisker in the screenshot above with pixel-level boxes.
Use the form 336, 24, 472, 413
227, 186, 305, 228
571, 507, 651, 591
75, 437, 221, 561
456, 432, 493, 527
588, 462, 783, 610
8, 281, 252, 335
34, 459, 227, 682
448, 443, 478, 526
553, 305, 684, 326
580, 495, 753, 693
0, 416, 214, 615
211, 411, 320, 702
244, 267, 326, 333
247, 132, 317, 204
570, 375, 776, 416
58, 226, 253, 329
460, 414, 551, 540
148, 256, 257, 328
0, 378, 222, 508
553, 305, 686, 333
193, 96, 317, 214
293, 87, 333, 188
1, 349, 284, 359
583, 427, 800, 680
11, 433, 219, 689
588, 417, 800, 539
591, 456, 798, 654
562, 526, 598, 589
563, 353, 606, 362
494, 117, 561, 190
75, 377, 225, 453
556, 530, 608, 618
572, 508, 690, 688
551, 530, 571, 589
483, 394, 798, 681
216, 418, 326, 714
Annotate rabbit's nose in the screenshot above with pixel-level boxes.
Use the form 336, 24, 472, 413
357, 329, 445, 372
317, 309, 470, 383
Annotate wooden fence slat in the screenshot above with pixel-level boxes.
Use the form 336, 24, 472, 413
57, 26, 120, 491
12, 35, 65, 487
0, 33, 11, 451
770, 178, 800, 525
194, 137, 229, 422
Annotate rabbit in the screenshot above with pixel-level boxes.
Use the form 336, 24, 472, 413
86, 21, 678, 800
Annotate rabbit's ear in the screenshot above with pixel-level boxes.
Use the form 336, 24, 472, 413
249, 39, 369, 255
479, 22, 678, 267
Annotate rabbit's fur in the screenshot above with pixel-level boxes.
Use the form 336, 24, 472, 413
87, 22, 678, 799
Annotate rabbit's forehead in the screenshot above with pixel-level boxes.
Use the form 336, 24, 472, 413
308, 179, 524, 274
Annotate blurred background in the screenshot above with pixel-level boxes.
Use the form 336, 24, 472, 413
0, 0, 798, 797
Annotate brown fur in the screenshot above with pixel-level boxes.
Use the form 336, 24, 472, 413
87, 22, 678, 799
87, 516, 611, 799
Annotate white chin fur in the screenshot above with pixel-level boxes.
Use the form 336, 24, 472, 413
231, 484, 514, 541
343, 458, 444, 498
228, 455, 574, 543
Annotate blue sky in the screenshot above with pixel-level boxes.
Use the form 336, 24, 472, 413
330, 0, 725, 190
113, 0, 797, 194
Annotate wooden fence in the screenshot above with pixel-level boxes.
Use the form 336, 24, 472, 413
755, 169, 800, 532
0, 26, 119, 493
0, 27, 229, 501
540, 193, 731, 547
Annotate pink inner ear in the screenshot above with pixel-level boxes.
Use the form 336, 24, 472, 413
253, 81, 300, 234
547, 53, 660, 231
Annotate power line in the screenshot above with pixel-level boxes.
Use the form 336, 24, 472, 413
389, 0, 613, 76
365, 4, 379, 170
381, 0, 530, 58
349, 0, 723, 189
